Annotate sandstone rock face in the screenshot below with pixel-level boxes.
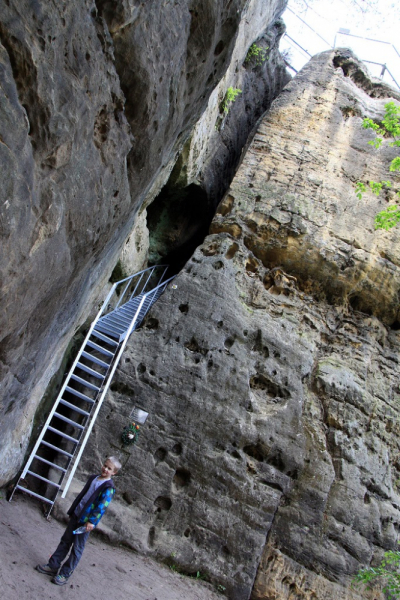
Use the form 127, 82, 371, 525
73, 51, 400, 600
0, 0, 287, 485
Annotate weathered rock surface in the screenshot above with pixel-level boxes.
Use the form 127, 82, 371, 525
0, 0, 288, 484
71, 51, 400, 600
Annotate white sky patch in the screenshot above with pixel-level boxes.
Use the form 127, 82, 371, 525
280, 0, 400, 89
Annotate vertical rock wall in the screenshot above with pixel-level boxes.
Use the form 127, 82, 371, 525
74, 51, 400, 600
0, 0, 288, 485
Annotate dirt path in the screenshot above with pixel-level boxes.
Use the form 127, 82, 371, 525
0, 495, 222, 600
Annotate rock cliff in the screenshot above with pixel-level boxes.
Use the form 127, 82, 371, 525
0, 0, 288, 484
68, 50, 400, 600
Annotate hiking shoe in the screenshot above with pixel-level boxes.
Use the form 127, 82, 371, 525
35, 564, 57, 576
52, 574, 69, 586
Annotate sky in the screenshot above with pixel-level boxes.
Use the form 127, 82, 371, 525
280, 0, 400, 90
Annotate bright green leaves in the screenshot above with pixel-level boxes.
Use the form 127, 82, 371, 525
353, 548, 400, 599
356, 101, 400, 229
382, 101, 400, 138
390, 156, 400, 172
221, 87, 242, 114
370, 180, 392, 196
375, 205, 400, 230
355, 181, 366, 200
245, 43, 269, 66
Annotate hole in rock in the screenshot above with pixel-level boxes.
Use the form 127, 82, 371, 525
154, 447, 167, 464
213, 260, 224, 270
144, 316, 159, 330
266, 451, 286, 472
147, 180, 214, 275
224, 337, 235, 350
148, 526, 155, 547
154, 496, 172, 511
243, 443, 268, 462
172, 443, 182, 455
214, 40, 225, 56
173, 468, 191, 488
249, 373, 290, 399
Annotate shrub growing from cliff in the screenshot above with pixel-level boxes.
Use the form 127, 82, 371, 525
353, 547, 400, 599
356, 101, 400, 230
245, 43, 269, 66
221, 87, 242, 114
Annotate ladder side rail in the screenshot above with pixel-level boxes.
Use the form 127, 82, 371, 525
61, 295, 147, 498
159, 265, 169, 286
19, 326, 97, 480
111, 265, 168, 310
145, 274, 176, 295
111, 265, 167, 287
114, 277, 134, 310
18, 289, 121, 482
95, 282, 118, 320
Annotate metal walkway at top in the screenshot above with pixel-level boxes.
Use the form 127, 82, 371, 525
9, 265, 174, 515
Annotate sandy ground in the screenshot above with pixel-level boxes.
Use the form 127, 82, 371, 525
0, 495, 222, 600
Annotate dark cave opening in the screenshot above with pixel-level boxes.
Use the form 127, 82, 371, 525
146, 182, 214, 275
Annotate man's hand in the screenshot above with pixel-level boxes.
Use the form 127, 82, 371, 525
85, 522, 94, 532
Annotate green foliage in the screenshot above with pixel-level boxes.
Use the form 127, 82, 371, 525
356, 101, 400, 229
217, 584, 226, 593
375, 205, 400, 230
245, 43, 269, 66
221, 87, 242, 114
355, 181, 366, 200
353, 548, 400, 599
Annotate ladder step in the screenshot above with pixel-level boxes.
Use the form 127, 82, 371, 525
47, 426, 80, 443
33, 455, 68, 472
94, 323, 122, 339
86, 339, 115, 358
95, 319, 125, 333
60, 398, 90, 416
82, 351, 110, 369
108, 317, 131, 329
54, 412, 85, 430
91, 329, 119, 346
26, 470, 61, 488
107, 307, 132, 323
98, 318, 126, 333
41, 441, 74, 457
65, 386, 95, 403
76, 362, 105, 379
107, 312, 131, 326
70, 374, 101, 391
15, 485, 54, 505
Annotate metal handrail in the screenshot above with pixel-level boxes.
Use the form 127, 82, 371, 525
61, 273, 176, 498
101, 264, 169, 315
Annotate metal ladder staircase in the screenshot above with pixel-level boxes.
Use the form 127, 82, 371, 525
9, 265, 174, 515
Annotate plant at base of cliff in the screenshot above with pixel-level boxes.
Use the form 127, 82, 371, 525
355, 101, 400, 229
353, 548, 400, 599
245, 43, 269, 66
221, 87, 242, 114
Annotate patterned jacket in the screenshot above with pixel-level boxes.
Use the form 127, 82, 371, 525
67, 474, 115, 527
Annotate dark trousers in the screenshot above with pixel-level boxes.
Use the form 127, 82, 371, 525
48, 514, 90, 578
